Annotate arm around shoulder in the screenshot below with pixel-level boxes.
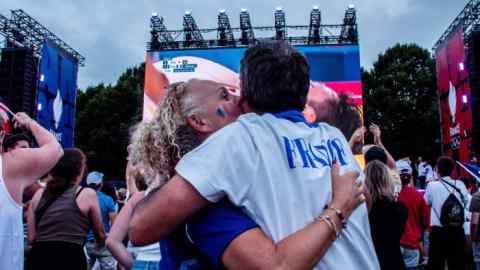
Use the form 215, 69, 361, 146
129, 174, 211, 246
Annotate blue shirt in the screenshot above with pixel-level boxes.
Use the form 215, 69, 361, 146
159, 199, 258, 269
87, 191, 116, 241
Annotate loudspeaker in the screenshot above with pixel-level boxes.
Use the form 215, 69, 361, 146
467, 28, 480, 156
0, 47, 37, 116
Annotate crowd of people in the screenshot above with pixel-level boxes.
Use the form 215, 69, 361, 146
1, 40, 480, 270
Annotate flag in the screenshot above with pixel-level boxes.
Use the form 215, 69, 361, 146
0, 102, 14, 134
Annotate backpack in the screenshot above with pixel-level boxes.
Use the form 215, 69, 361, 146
439, 179, 465, 228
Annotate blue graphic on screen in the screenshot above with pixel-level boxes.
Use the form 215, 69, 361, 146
37, 39, 78, 147
154, 45, 360, 82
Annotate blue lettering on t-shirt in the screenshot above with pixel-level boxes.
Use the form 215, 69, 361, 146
282, 136, 348, 169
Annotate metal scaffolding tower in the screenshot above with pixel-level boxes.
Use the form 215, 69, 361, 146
308, 6, 321, 44
274, 7, 287, 40
183, 11, 204, 47
147, 6, 359, 51
0, 9, 85, 65
240, 9, 255, 45
433, 0, 480, 51
217, 10, 235, 46
339, 5, 358, 44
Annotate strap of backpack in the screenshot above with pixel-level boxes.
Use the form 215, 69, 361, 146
440, 179, 466, 207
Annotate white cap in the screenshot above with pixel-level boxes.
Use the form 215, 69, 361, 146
241, 8, 248, 12
396, 160, 412, 175
86, 171, 104, 185
348, 4, 355, 9
152, 12, 158, 17
313, 5, 319, 10
276, 6, 283, 11
185, 10, 191, 15
219, 9, 226, 13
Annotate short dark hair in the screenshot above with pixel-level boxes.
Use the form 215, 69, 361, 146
436, 156, 455, 177
365, 146, 388, 165
240, 41, 310, 113
4, 133, 31, 150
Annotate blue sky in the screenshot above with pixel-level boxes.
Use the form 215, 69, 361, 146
0, 0, 469, 89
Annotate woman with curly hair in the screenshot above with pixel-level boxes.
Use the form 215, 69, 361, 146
124, 79, 366, 270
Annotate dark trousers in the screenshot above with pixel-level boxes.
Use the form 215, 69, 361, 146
26, 241, 87, 270
428, 226, 467, 270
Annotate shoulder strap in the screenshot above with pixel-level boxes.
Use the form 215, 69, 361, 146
441, 179, 465, 207
75, 186, 85, 199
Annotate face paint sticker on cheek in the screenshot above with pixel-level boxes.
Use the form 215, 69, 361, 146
216, 106, 228, 118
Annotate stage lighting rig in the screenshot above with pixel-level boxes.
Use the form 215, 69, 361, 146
340, 5, 358, 43
217, 9, 235, 46
183, 11, 204, 47
308, 6, 321, 44
0, 9, 84, 65
150, 14, 176, 50
148, 6, 359, 50
239, 8, 254, 45
274, 6, 287, 40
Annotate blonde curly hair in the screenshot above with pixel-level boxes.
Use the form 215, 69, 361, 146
129, 81, 202, 189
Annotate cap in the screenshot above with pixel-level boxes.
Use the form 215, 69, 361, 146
86, 171, 104, 185
396, 160, 412, 175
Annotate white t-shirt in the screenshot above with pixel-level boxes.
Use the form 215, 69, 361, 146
176, 112, 380, 270
423, 177, 471, 227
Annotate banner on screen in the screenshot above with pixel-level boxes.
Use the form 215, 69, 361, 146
435, 25, 473, 163
36, 39, 78, 147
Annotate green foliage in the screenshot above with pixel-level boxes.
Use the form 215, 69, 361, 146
75, 63, 145, 178
363, 43, 440, 160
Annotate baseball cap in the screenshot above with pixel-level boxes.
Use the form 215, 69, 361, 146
396, 160, 412, 175
86, 171, 104, 185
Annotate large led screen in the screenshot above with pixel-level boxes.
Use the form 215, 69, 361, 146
435, 26, 473, 163
36, 40, 79, 147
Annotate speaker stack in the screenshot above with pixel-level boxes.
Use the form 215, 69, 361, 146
467, 27, 480, 157
0, 47, 37, 117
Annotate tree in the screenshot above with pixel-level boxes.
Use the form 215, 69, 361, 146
363, 43, 440, 160
75, 64, 145, 179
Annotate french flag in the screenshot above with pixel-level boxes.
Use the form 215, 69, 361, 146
0, 102, 14, 134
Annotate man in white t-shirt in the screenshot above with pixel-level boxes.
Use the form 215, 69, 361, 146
424, 156, 471, 269
130, 41, 380, 269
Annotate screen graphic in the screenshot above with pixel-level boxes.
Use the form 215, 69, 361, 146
36, 40, 79, 147
435, 26, 473, 163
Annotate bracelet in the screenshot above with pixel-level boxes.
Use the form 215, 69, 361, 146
316, 214, 339, 238
326, 205, 347, 228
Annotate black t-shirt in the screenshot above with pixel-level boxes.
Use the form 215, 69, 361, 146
369, 197, 409, 270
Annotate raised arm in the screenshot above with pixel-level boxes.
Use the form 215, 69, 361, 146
5, 113, 63, 185
129, 174, 211, 246
369, 123, 396, 169
221, 162, 363, 270
107, 192, 145, 269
